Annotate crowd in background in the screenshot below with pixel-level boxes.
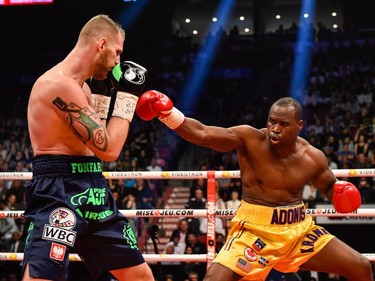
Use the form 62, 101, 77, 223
0, 21, 374, 281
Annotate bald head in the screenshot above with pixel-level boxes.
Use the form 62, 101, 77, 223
271, 97, 302, 121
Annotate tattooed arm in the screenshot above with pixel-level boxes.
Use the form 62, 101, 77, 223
28, 76, 130, 161
53, 97, 109, 151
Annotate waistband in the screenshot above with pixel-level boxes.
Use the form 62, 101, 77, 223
236, 200, 306, 226
32, 155, 103, 179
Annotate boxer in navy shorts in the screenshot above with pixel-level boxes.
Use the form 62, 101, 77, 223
23, 14, 154, 281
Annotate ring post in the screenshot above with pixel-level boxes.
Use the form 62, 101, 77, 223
206, 170, 216, 269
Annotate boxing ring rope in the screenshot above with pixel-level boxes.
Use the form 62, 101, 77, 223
1, 168, 375, 264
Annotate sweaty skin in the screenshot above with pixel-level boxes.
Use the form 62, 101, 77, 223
27, 32, 129, 162
173, 103, 373, 281
176, 105, 336, 206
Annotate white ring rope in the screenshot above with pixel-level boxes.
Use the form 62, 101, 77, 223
0, 168, 374, 180
2, 208, 375, 218
0, 253, 374, 262
1, 169, 374, 263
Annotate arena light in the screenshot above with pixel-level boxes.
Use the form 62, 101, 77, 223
117, 0, 150, 31
177, 0, 236, 112
289, 0, 316, 102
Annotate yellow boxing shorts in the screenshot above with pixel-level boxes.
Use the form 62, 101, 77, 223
213, 200, 335, 280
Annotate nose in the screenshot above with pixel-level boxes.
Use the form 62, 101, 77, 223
272, 124, 281, 133
115, 55, 121, 65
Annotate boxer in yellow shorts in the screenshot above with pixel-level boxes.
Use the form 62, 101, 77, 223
138, 94, 373, 280
214, 200, 334, 280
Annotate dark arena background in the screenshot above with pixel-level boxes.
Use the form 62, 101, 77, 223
0, 0, 374, 281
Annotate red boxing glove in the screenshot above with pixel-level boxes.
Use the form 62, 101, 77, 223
136, 90, 185, 129
332, 181, 361, 213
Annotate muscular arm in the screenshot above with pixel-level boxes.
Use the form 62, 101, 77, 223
308, 147, 337, 202
61, 82, 131, 161
52, 96, 129, 161
175, 118, 250, 153
29, 77, 129, 162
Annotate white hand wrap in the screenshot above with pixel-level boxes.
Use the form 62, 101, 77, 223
158, 107, 185, 129
112, 92, 139, 122
91, 94, 111, 119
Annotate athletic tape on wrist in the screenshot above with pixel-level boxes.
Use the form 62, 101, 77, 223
112, 92, 139, 122
91, 94, 111, 119
158, 107, 185, 129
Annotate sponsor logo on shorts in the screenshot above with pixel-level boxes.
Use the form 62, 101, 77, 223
70, 162, 102, 173
236, 258, 252, 273
300, 227, 330, 253
70, 188, 113, 220
71, 188, 106, 206
252, 238, 266, 252
123, 224, 139, 250
43, 208, 77, 247
49, 242, 66, 261
244, 247, 257, 262
270, 205, 305, 225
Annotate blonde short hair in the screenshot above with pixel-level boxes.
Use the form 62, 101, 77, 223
78, 14, 125, 44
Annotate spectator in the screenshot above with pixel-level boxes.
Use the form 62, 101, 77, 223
2, 230, 25, 280
186, 233, 207, 280
0, 180, 7, 204
166, 232, 185, 255
185, 188, 207, 234
302, 182, 318, 208
0, 202, 20, 243
225, 190, 241, 210
337, 143, 356, 167
136, 149, 149, 170
327, 156, 339, 170
190, 178, 207, 198
354, 132, 369, 158
215, 233, 225, 253
134, 179, 156, 210
357, 177, 372, 204
185, 189, 207, 210
187, 271, 199, 281
216, 164, 231, 189
199, 216, 225, 237
170, 218, 190, 253
161, 243, 183, 281
146, 157, 164, 199
182, 246, 197, 279
123, 193, 138, 237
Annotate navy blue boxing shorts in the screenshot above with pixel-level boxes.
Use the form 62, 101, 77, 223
21, 155, 145, 280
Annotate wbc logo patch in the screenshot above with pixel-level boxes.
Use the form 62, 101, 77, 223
43, 208, 77, 247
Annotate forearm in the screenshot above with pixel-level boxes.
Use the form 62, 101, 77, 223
175, 118, 207, 144
95, 117, 130, 161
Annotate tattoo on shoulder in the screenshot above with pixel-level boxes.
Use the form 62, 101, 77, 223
53, 97, 108, 151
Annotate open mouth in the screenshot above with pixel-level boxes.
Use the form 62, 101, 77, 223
270, 133, 280, 143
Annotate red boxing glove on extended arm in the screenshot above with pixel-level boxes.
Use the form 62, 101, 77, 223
332, 181, 361, 213
136, 90, 185, 129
